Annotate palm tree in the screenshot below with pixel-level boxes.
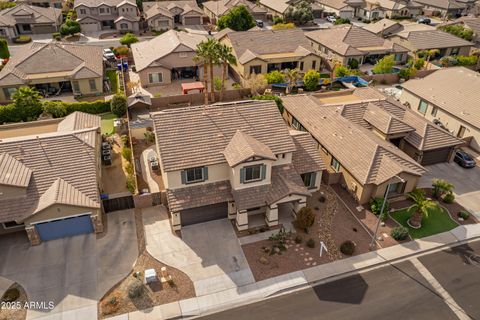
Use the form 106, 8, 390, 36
193, 41, 210, 105
432, 179, 454, 199
217, 43, 237, 101
425, 49, 440, 65
283, 68, 300, 94
407, 188, 439, 228
204, 38, 221, 103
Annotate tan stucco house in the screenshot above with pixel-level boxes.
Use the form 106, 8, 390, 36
0, 112, 103, 245
203, 0, 267, 23
131, 30, 220, 88
75, 0, 140, 33
282, 88, 463, 204
0, 4, 62, 40
218, 28, 321, 83
401, 67, 480, 152
143, 0, 204, 31
0, 42, 104, 103
306, 25, 409, 67
152, 100, 326, 230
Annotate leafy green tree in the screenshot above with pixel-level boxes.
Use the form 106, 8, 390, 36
217, 5, 255, 31
372, 55, 395, 74
0, 38, 10, 59
110, 94, 127, 117
59, 19, 81, 36
283, 68, 300, 93
12, 87, 43, 121
119, 33, 139, 47
265, 70, 285, 84
398, 67, 416, 80
303, 69, 320, 91
439, 25, 474, 41
252, 94, 284, 113
284, 0, 313, 25
407, 189, 439, 228
348, 58, 359, 69
334, 65, 351, 77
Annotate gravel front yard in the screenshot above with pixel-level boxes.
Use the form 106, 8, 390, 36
242, 186, 372, 281
99, 210, 195, 318
0, 283, 27, 320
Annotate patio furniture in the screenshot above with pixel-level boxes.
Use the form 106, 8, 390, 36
181, 82, 205, 95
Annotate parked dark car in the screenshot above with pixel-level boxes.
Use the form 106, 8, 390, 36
454, 150, 476, 168
255, 19, 264, 27
417, 17, 431, 24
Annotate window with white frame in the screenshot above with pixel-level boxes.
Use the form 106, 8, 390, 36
148, 73, 163, 84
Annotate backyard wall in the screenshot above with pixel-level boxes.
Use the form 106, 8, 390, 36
149, 88, 251, 110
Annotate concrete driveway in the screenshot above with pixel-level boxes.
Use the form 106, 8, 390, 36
143, 206, 255, 297
419, 161, 480, 218
0, 209, 138, 319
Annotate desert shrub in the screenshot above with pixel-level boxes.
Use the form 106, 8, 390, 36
271, 22, 295, 30
273, 16, 284, 24
125, 162, 134, 175
214, 76, 223, 91
458, 211, 470, 220
122, 147, 132, 162
334, 17, 350, 25
370, 197, 389, 216
121, 134, 130, 147
391, 226, 409, 240
52, 32, 61, 40
126, 174, 136, 193
144, 131, 155, 143
303, 69, 321, 91
456, 55, 478, 66
265, 70, 285, 84
295, 207, 315, 232
306, 238, 316, 248
443, 192, 455, 204
340, 240, 356, 255
414, 58, 425, 70
294, 235, 303, 244
113, 46, 129, 56
13, 35, 32, 43
1, 288, 20, 302
127, 280, 143, 299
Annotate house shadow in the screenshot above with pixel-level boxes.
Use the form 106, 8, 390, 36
313, 274, 368, 304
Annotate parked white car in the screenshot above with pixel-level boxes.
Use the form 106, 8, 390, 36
103, 48, 115, 60
326, 15, 337, 23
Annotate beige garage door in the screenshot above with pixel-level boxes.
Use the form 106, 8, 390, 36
184, 16, 201, 25
81, 22, 100, 32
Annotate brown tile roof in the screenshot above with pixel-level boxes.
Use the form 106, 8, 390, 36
337, 98, 464, 151
0, 152, 32, 188
226, 29, 317, 64
131, 30, 206, 71
402, 67, 480, 130
232, 164, 311, 211
282, 95, 426, 185
203, 0, 266, 16
413, 0, 466, 10
143, 0, 203, 19
363, 18, 401, 34
306, 25, 408, 56
0, 114, 101, 223
75, 0, 136, 8
317, 0, 353, 10
363, 103, 414, 135
223, 130, 277, 167
166, 180, 233, 212
0, 42, 103, 86
259, 0, 291, 14
57, 111, 101, 132
152, 100, 296, 172
290, 130, 326, 174
0, 4, 62, 27
394, 29, 473, 50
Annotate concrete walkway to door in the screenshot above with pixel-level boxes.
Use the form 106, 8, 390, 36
142, 206, 255, 296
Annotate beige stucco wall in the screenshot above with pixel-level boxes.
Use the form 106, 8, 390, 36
23, 204, 100, 227
138, 66, 172, 87
400, 89, 480, 151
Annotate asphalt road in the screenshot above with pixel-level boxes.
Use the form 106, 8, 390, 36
198, 241, 480, 320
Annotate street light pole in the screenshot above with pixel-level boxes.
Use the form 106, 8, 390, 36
369, 175, 405, 250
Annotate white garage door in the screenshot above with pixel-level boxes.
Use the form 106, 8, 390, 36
81, 22, 100, 32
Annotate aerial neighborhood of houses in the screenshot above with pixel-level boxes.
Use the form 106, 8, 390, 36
1, 0, 480, 318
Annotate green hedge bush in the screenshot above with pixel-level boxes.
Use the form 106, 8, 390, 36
391, 226, 409, 240
13, 35, 32, 44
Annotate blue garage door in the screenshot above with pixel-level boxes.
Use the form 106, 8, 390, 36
35, 214, 94, 241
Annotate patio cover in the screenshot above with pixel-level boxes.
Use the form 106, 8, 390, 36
181, 81, 205, 95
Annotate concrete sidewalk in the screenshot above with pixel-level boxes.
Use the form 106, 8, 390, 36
107, 224, 480, 320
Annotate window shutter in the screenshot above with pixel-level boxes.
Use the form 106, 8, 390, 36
203, 167, 208, 181
240, 168, 245, 183
310, 172, 317, 187
181, 170, 187, 184
261, 164, 266, 180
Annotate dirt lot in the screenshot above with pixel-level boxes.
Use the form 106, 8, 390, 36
242, 186, 372, 281
99, 210, 195, 318
101, 135, 130, 195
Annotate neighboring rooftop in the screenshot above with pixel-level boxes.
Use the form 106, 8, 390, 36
0, 3, 61, 27
363, 18, 401, 35
413, 0, 466, 9
259, 0, 291, 14
225, 29, 317, 64
282, 94, 427, 185
152, 100, 297, 172
203, 0, 266, 16
131, 30, 206, 71
316, 0, 353, 10
402, 67, 480, 130
0, 112, 101, 223
143, 0, 203, 19
74, 0, 136, 8
392, 28, 473, 49
0, 42, 103, 86
306, 25, 408, 56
